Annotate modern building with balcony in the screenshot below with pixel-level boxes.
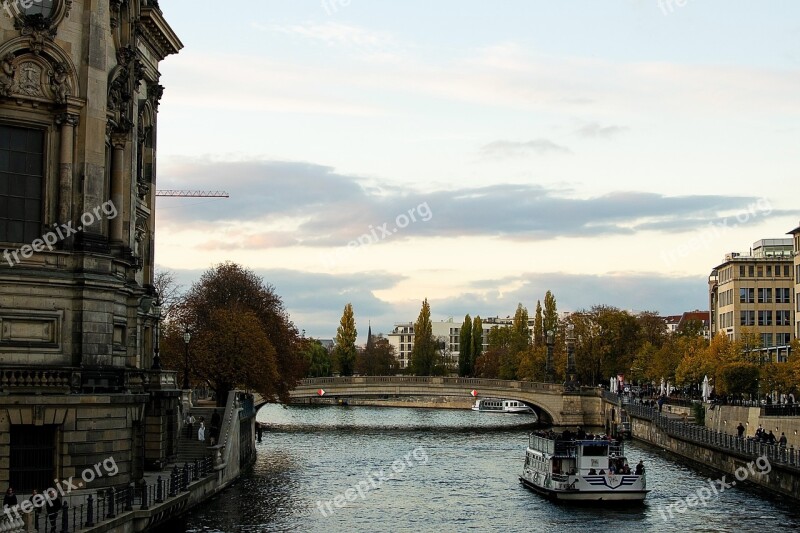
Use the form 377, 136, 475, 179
0, 0, 182, 495
708, 239, 794, 361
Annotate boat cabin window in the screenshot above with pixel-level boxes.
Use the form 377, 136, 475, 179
581, 445, 608, 457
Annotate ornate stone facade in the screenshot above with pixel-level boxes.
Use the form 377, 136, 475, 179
0, 0, 182, 491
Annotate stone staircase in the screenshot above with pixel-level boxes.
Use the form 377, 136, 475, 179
177, 406, 223, 462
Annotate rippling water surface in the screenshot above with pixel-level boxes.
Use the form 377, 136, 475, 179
184, 405, 800, 532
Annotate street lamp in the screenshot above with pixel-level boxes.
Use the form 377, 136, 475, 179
565, 324, 576, 390
545, 329, 555, 383
183, 327, 191, 390
151, 295, 162, 370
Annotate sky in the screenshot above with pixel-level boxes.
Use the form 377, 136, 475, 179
152, 0, 800, 341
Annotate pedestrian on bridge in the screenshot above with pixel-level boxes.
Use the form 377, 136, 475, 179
737, 422, 745, 438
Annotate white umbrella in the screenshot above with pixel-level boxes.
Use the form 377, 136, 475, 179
702, 375, 710, 402
610, 377, 616, 392
659, 378, 665, 395
667, 380, 672, 396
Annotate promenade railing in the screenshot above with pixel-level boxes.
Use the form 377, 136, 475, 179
626, 403, 800, 469
1, 456, 215, 533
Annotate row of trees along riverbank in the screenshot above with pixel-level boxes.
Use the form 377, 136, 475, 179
316, 294, 800, 402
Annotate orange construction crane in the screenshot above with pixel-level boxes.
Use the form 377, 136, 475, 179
156, 190, 229, 198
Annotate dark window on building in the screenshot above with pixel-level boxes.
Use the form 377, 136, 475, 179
739, 287, 754, 303
748, 265, 755, 277
0, 125, 44, 244
767, 265, 772, 277
20, 0, 55, 17
9, 425, 56, 492
758, 288, 772, 303
739, 265, 745, 277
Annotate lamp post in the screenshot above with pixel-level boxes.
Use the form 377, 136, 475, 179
151, 296, 162, 370
545, 329, 555, 383
565, 324, 576, 390
182, 328, 191, 390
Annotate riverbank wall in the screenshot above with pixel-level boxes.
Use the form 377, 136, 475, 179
624, 402, 800, 501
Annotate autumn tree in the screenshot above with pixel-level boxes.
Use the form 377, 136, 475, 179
333, 303, 357, 376
411, 299, 438, 375
475, 326, 505, 378
356, 335, 398, 376
636, 311, 667, 349
167, 262, 303, 405
459, 314, 473, 377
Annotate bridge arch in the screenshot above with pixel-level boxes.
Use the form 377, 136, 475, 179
280, 376, 602, 427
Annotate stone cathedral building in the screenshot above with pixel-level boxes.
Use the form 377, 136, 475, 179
0, 0, 182, 493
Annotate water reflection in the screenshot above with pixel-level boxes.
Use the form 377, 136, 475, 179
183, 405, 800, 533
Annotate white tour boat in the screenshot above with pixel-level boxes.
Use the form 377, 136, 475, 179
520, 431, 649, 502
471, 398, 536, 415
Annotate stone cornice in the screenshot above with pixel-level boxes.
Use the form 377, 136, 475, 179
138, 6, 183, 61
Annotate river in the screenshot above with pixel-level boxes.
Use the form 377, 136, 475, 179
183, 405, 800, 532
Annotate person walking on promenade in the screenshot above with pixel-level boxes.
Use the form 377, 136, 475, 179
779, 432, 788, 447
2, 486, 16, 509
198, 417, 206, 442
737, 422, 745, 438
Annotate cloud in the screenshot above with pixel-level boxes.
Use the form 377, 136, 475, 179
575, 122, 628, 139
480, 139, 572, 157
258, 21, 393, 49
159, 266, 708, 342
157, 158, 780, 249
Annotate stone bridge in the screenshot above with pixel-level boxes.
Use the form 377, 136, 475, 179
286, 376, 605, 427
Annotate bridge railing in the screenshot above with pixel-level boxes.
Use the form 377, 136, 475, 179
297, 376, 565, 392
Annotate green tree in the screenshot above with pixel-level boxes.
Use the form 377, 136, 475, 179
333, 303, 357, 376
533, 301, 544, 348
302, 339, 332, 377
459, 314, 473, 377
717, 362, 759, 398
410, 299, 437, 375
511, 303, 530, 354
543, 291, 558, 335
471, 316, 483, 376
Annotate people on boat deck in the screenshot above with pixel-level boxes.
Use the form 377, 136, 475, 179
635, 461, 645, 475
588, 468, 597, 475
598, 469, 606, 475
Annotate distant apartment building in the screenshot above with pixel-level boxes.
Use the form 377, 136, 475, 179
663, 315, 681, 334
708, 239, 794, 361
788, 223, 800, 341
387, 316, 537, 370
